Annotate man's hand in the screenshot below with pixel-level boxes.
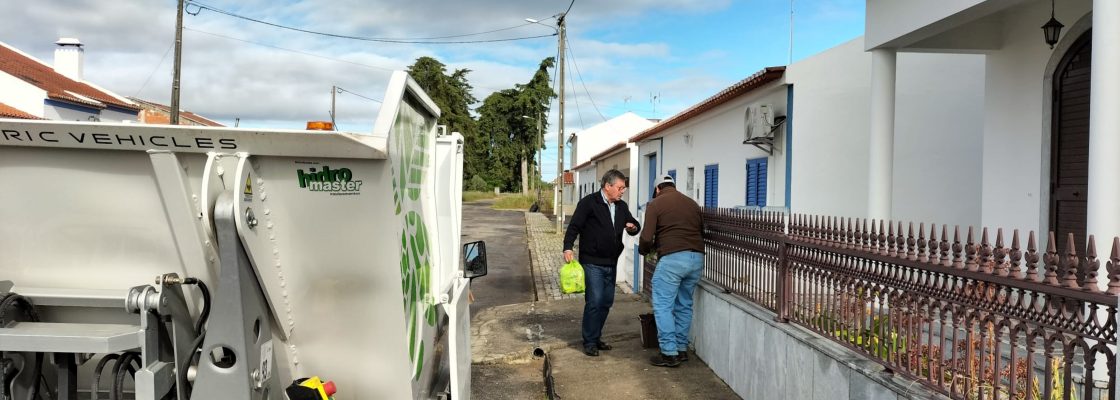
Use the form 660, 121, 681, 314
625, 222, 638, 234
563, 250, 574, 263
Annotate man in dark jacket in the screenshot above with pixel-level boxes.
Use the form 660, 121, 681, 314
563, 169, 640, 356
639, 174, 705, 367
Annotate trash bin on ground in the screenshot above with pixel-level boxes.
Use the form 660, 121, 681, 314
638, 313, 658, 349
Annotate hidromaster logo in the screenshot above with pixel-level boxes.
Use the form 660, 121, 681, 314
296, 165, 363, 195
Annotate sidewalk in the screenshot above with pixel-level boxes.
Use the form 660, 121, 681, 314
469, 211, 740, 400
524, 211, 582, 301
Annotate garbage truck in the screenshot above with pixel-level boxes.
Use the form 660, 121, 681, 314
0, 71, 486, 399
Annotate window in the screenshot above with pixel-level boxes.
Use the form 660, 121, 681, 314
746, 158, 767, 207
703, 164, 719, 208
647, 154, 658, 202
667, 169, 676, 182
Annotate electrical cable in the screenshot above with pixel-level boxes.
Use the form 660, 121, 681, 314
90, 354, 120, 400
567, 56, 586, 130
0, 294, 46, 400
133, 43, 174, 98
337, 87, 383, 103
184, 27, 398, 72
186, 1, 556, 44
564, 39, 606, 122
112, 354, 139, 400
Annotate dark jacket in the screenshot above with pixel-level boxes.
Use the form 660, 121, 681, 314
563, 191, 641, 266
638, 186, 705, 257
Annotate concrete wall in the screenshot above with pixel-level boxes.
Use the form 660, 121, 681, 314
576, 165, 597, 201
44, 102, 100, 122
0, 72, 47, 118
691, 281, 941, 400
787, 38, 985, 226
866, 0, 993, 49
572, 112, 653, 166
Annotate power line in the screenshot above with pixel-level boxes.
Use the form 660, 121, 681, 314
133, 42, 174, 97
337, 87, 382, 103
567, 55, 586, 130
564, 38, 606, 122
184, 27, 398, 72
186, 1, 557, 44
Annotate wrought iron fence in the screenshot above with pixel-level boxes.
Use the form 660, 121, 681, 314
700, 208, 1119, 400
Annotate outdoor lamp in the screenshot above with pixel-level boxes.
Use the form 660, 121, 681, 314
1042, 0, 1063, 49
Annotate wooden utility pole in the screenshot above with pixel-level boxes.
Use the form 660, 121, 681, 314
170, 0, 184, 125
331, 85, 337, 129
556, 14, 567, 233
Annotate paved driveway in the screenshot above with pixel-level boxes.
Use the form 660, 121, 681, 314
462, 200, 535, 316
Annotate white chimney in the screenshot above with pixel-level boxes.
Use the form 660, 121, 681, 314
54, 37, 84, 81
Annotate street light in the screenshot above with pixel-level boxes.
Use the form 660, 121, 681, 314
526, 14, 567, 233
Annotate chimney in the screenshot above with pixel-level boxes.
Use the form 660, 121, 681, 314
54, 37, 84, 81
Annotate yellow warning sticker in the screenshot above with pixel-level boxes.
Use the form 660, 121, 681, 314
244, 176, 253, 195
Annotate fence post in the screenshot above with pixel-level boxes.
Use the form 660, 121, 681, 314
775, 238, 791, 323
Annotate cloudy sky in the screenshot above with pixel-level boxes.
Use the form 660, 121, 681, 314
3, 0, 863, 179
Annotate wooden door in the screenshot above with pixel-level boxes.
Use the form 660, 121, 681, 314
1050, 31, 1092, 250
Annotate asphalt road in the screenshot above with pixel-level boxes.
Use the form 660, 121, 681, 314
462, 200, 535, 316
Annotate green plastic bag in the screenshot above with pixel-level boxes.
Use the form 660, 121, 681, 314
560, 260, 585, 294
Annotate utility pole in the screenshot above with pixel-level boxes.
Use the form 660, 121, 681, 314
331, 85, 337, 129
536, 112, 543, 203
556, 13, 567, 233
170, 0, 184, 125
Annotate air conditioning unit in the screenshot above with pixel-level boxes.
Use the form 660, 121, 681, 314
743, 104, 786, 155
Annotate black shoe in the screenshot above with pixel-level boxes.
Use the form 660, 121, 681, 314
583, 347, 600, 357
649, 353, 680, 367
596, 342, 612, 351
676, 350, 689, 362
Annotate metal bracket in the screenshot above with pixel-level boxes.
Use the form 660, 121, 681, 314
190, 192, 277, 400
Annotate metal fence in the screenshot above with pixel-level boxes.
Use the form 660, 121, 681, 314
699, 207, 1119, 400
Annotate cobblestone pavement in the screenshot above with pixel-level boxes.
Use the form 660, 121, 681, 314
525, 211, 582, 301
525, 211, 633, 301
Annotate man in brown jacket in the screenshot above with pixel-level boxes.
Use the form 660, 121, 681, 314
639, 174, 705, 368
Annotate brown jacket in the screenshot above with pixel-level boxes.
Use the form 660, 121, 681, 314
638, 186, 704, 257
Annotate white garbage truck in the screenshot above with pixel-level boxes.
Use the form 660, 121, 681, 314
0, 71, 486, 399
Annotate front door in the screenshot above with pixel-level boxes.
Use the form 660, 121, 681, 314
1050, 31, 1092, 250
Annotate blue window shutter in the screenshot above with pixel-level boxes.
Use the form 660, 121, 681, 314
704, 164, 718, 207
746, 158, 767, 207
668, 169, 676, 181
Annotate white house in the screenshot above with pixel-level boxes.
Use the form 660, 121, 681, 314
560, 112, 654, 211
628, 37, 985, 293
0, 38, 139, 122
865, 0, 1118, 271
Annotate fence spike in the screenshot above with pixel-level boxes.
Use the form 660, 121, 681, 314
861, 218, 869, 251
1062, 233, 1080, 289
940, 225, 952, 267
877, 220, 887, 255
887, 221, 897, 257
1043, 232, 1060, 285
917, 222, 928, 263
994, 229, 1009, 277
1009, 229, 1023, 279
952, 226, 964, 269
965, 226, 979, 271
1107, 237, 1120, 295
979, 227, 993, 274
1083, 235, 1099, 292
907, 222, 918, 261
1026, 231, 1040, 281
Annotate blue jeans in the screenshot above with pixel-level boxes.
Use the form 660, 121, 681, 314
581, 263, 616, 348
651, 251, 704, 356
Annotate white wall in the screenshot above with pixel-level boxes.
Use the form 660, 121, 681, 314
572, 112, 654, 166
788, 38, 986, 226
100, 108, 139, 123
44, 103, 99, 122
866, 0, 996, 49
979, 0, 1092, 238
0, 72, 47, 118
635, 82, 789, 211
576, 165, 597, 201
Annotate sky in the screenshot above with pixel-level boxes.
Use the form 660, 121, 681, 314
2, 0, 864, 180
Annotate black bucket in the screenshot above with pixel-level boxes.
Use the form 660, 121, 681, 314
638, 313, 658, 349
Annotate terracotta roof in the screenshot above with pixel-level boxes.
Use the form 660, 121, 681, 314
0, 102, 41, 119
562, 171, 575, 185
128, 97, 224, 127
0, 42, 139, 112
629, 66, 785, 143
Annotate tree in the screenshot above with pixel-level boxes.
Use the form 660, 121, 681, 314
407, 57, 482, 182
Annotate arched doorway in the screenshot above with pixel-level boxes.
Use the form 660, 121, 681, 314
1049, 30, 1092, 250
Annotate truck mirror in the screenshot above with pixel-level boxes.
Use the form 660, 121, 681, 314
463, 241, 488, 279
